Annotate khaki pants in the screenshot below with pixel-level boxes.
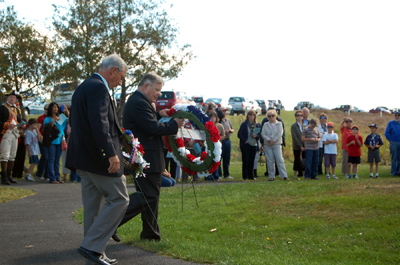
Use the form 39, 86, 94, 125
0, 132, 19, 162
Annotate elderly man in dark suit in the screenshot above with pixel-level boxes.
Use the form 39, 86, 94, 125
66, 54, 129, 265
114, 72, 184, 241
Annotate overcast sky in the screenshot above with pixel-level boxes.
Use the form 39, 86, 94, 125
3, 0, 400, 111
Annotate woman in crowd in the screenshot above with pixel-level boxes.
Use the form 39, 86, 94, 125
238, 110, 261, 180
43, 102, 68, 184
291, 110, 305, 178
261, 109, 288, 181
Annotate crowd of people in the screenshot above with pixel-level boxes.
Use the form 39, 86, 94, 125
235, 106, 400, 181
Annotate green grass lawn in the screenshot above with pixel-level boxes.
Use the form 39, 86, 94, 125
0, 187, 36, 203
106, 173, 400, 265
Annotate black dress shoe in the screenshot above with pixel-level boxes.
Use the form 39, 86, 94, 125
111, 231, 121, 242
78, 247, 111, 265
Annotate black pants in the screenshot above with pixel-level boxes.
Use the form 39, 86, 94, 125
240, 144, 257, 179
119, 172, 162, 240
164, 148, 177, 179
293, 150, 305, 176
12, 136, 26, 179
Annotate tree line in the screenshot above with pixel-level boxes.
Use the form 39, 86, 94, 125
0, 0, 193, 118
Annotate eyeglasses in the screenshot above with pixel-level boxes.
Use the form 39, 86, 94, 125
249, 114, 256, 116
345, 120, 352, 123
268, 115, 275, 118
395, 114, 400, 117
320, 117, 327, 119
295, 114, 303, 117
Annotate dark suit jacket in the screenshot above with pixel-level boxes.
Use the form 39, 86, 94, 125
122, 90, 178, 173
237, 120, 261, 149
291, 122, 304, 151
66, 74, 124, 177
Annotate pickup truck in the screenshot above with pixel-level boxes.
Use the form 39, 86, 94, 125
228, 97, 252, 115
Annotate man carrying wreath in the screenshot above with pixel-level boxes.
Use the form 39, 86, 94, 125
117, 72, 184, 241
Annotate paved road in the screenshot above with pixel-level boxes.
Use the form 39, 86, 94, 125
0, 181, 199, 265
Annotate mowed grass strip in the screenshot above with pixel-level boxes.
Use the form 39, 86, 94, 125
0, 187, 36, 203
106, 178, 400, 264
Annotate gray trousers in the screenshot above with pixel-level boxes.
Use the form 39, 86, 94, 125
78, 170, 129, 255
265, 144, 288, 179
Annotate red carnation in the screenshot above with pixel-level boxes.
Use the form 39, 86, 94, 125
182, 166, 197, 176
167, 108, 176, 117
208, 161, 220, 174
201, 151, 208, 161
187, 154, 196, 162
137, 144, 145, 155
164, 136, 172, 152
176, 138, 184, 148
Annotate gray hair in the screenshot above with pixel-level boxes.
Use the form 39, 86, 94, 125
302, 107, 309, 113
99, 54, 127, 72
138, 72, 164, 88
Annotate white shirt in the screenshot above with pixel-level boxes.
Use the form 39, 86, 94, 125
322, 132, 338, 155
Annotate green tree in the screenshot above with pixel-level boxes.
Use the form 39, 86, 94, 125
107, 0, 194, 116
52, 0, 110, 83
0, 5, 55, 115
52, 0, 193, 117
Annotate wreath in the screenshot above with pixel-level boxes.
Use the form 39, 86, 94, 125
121, 128, 150, 177
163, 104, 222, 178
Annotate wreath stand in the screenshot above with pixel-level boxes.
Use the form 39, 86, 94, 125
180, 173, 228, 212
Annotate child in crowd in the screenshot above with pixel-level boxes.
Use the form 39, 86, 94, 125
346, 125, 363, 179
25, 118, 43, 181
364, 124, 384, 178
322, 122, 339, 179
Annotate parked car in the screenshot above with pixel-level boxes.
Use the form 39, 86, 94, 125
22, 96, 47, 115
51, 82, 79, 107
332, 105, 354, 112
191, 96, 204, 109
369, 106, 392, 114
256, 99, 267, 114
155, 91, 193, 111
228, 96, 252, 115
294, 101, 314, 110
249, 100, 262, 115
202, 98, 232, 113
114, 92, 133, 108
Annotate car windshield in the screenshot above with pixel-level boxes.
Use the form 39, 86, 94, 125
157, 92, 174, 99
256, 100, 264, 105
206, 98, 222, 104
229, 97, 245, 102
193, 97, 203, 103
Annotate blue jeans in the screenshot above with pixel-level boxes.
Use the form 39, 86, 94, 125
305, 149, 319, 179
36, 142, 48, 178
390, 142, 400, 175
318, 147, 324, 174
161, 175, 176, 187
70, 171, 81, 182
47, 144, 62, 183
222, 139, 232, 177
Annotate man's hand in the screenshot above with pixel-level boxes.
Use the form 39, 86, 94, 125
159, 109, 170, 117
108, 155, 120, 174
174, 118, 184, 128
8, 124, 16, 130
